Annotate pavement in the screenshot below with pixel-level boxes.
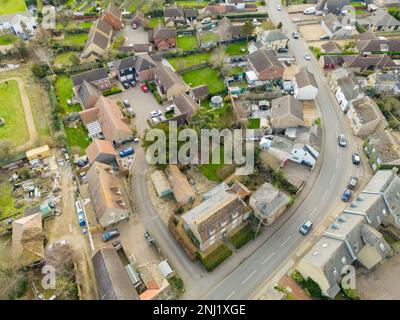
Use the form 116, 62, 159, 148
127, 3, 372, 300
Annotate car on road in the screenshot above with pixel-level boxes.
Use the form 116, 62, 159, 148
304, 53, 311, 61
277, 4, 282, 10
352, 152, 360, 165
144, 231, 155, 245
140, 83, 148, 93
122, 81, 130, 89
150, 110, 162, 117
299, 220, 313, 235
129, 79, 136, 87
338, 134, 347, 147
122, 100, 131, 108
102, 229, 120, 242
347, 176, 359, 190
341, 189, 352, 202
292, 32, 299, 39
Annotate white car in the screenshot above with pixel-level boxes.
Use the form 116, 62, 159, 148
47, 239, 69, 252
277, 4, 282, 10
304, 53, 311, 61
149, 110, 162, 117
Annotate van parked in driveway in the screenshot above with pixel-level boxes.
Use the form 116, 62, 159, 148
303, 7, 316, 14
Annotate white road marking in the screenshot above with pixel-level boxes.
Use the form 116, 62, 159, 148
242, 270, 257, 285
330, 175, 335, 185
335, 158, 339, 169
225, 290, 236, 300
262, 252, 276, 265
309, 207, 318, 217
69, 223, 73, 233
322, 190, 329, 200
280, 235, 293, 248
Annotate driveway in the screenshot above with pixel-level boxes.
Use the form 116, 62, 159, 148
298, 24, 327, 41
116, 25, 148, 45
109, 86, 167, 135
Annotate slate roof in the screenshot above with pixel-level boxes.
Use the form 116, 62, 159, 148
321, 41, 341, 53
259, 29, 288, 42
164, 5, 185, 18
356, 39, 400, 52
155, 64, 186, 90
92, 248, 139, 300
71, 68, 109, 87
247, 48, 282, 73
173, 93, 199, 118
77, 80, 101, 106
343, 54, 396, 69
153, 25, 177, 39
271, 95, 304, 122
336, 77, 360, 100
191, 85, 209, 100
367, 9, 400, 28
295, 68, 318, 89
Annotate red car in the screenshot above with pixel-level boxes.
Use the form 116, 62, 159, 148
140, 83, 148, 93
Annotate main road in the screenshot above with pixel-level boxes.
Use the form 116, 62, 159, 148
130, 2, 364, 300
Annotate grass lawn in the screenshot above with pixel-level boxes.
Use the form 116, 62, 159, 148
55, 75, 82, 113
224, 41, 248, 56
0, 80, 29, 146
248, 118, 260, 129
0, 0, 27, 15
199, 147, 235, 182
148, 17, 163, 28
200, 31, 220, 44
0, 182, 18, 220
175, 0, 209, 8
177, 35, 199, 50
53, 51, 75, 66
197, 243, 232, 272
59, 33, 88, 47
182, 67, 225, 94
228, 66, 244, 76
167, 52, 210, 71
0, 34, 18, 46
229, 225, 255, 249
65, 123, 90, 155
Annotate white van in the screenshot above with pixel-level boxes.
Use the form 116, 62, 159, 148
201, 17, 211, 24
303, 7, 316, 14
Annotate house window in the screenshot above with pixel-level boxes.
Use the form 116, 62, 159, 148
209, 229, 216, 236
379, 242, 386, 252
220, 220, 227, 228
209, 235, 215, 245
232, 211, 238, 219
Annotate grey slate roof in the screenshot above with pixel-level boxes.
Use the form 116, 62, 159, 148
367, 9, 400, 28
164, 5, 185, 18
260, 29, 288, 42
92, 248, 139, 300
155, 64, 186, 90
336, 77, 360, 100
295, 68, 318, 89
271, 95, 304, 121
247, 48, 282, 73
153, 25, 177, 39
77, 80, 101, 106
173, 93, 199, 117
71, 68, 108, 87
191, 85, 209, 99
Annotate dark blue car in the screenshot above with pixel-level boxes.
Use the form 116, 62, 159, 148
341, 189, 352, 202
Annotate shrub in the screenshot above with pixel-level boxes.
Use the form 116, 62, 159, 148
31, 63, 51, 78
102, 87, 122, 96
197, 244, 233, 272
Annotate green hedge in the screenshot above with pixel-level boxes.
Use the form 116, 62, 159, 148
102, 87, 122, 96
197, 244, 232, 272
229, 225, 255, 249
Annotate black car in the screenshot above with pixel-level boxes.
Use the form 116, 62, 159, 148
129, 79, 136, 87
278, 47, 288, 53
122, 100, 131, 108
122, 81, 130, 89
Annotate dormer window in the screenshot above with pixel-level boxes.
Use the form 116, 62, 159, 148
209, 229, 216, 236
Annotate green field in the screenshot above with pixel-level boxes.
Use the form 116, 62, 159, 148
199, 147, 235, 181
54, 51, 75, 66
0, 183, 17, 220
175, 0, 209, 7
55, 75, 82, 113
177, 35, 199, 50
224, 41, 248, 56
59, 33, 88, 46
182, 67, 225, 94
65, 123, 90, 155
168, 52, 210, 71
0, 80, 29, 146
0, 0, 27, 15
148, 17, 163, 28
0, 34, 18, 46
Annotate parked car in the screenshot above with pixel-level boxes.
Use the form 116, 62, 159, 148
278, 47, 288, 53
133, 137, 140, 143
77, 159, 88, 167
166, 105, 174, 113
348, 176, 359, 190
122, 81, 130, 89
127, 107, 136, 117
284, 60, 292, 67
338, 134, 347, 147
140, 83, 149, 93
150, 110, 162, 117
304, 53, 311, 61
102, 229, 120, 242
123, 100, 131, 108
320, 34, 330, 40
59, 159, 65, 166
341, 189, 352, 202
119, 147, 134, 157
144, 231, 155, 245
299, 220, 313, 235
292, 32, 299, 39
201, 17, 211, 24
129, 79, 136, 87
131, 23, 137, 29
303, 7, 316, 14
352, 152, 360, 165
277, 4, 282, 10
